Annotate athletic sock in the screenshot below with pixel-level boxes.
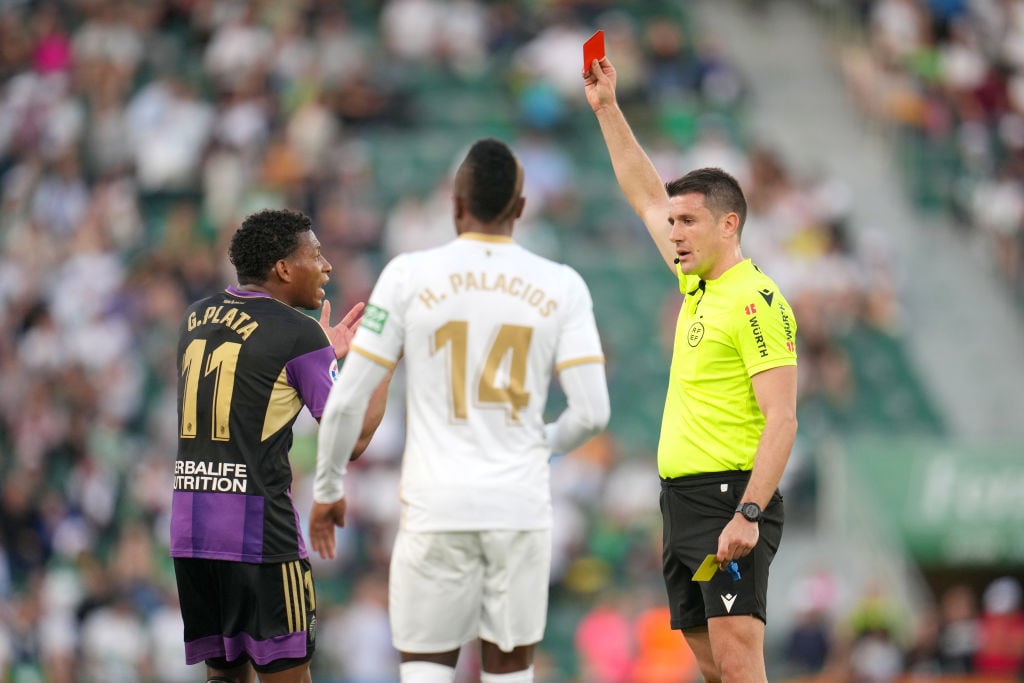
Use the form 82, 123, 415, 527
481, 667, 534, 683
399, 661, 457, 683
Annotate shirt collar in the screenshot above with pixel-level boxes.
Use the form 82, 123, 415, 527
225, 285, 271, 298
458, 232, 514, 244
706, 258, 753, 285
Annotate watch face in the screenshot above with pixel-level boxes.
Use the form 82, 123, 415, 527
741, 503, 761, 521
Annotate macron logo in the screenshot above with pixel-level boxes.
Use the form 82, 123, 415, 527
721, 594, 737, 613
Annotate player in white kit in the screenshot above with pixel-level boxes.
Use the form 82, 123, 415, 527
311, 138, 610, 683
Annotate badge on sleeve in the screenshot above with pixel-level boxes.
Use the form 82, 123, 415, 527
361, 304, 389, 334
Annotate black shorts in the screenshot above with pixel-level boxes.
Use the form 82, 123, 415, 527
660, 470, 784, 630
173, 557, 317, 674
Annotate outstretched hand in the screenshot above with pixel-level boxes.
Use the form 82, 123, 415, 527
319, 300, 365, 360
582, 56, 618, 112
309, 498, 347, 560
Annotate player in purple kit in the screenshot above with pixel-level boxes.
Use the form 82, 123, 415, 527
170, 208, 389, 683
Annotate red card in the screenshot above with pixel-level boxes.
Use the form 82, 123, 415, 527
583, 30, 605, 71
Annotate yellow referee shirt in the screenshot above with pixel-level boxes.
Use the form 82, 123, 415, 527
658, 259, 797, 478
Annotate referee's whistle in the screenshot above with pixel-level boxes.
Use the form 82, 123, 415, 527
726, 561, 741, 581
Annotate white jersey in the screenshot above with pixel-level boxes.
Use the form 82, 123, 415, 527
349, 233, 604, 531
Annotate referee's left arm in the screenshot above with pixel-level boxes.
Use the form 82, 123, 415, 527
715, 364, 798, 565
742, 364, 798, 509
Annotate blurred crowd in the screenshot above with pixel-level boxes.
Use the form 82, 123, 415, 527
839, 0, 1024, 303
571, 573, 1024, 683
0, 0, 988, 681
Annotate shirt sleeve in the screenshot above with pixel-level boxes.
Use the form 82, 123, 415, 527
313, 255, 409, 503
313, 352, 392, 503
546, 361, 610, 455
285, 318, 338, 419
287, 346, 339, 419
554, 266, 605, 370
346, 254, 409, 366
735, 286, 798, 377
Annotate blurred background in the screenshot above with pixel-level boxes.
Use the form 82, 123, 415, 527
1, 0, 1023, 681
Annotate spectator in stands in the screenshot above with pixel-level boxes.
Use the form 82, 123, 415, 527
975, 576, 1024, 677
781, 570, 838, 678
575, 591, 634, 683
320, 573, 399, 683
935, 583, 979, 674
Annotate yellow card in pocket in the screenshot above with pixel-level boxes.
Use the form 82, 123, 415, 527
692, 554, 719, 582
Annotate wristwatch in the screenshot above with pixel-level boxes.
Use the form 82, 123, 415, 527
736, 501, 762, 523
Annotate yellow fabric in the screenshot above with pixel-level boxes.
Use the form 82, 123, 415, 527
658, 259, 797, 478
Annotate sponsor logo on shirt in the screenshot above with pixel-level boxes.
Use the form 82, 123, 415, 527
361, 304, 389, 334
174, 461, 248, 492
779, 302, 794, 344
748, 315, 768, 358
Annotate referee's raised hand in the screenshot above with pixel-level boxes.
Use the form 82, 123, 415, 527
582, 56, 617, 113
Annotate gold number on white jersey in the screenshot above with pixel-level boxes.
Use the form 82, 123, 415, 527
432, 321, 533, 421
179, 339, 241, 441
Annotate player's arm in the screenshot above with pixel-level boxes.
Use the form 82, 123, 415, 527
546, 361, 610, 456
310, 351, 394, 559
583, 57, 675, 270
716, 364, 798, 565
352, 367, 394, 460
743, 365, 798, 508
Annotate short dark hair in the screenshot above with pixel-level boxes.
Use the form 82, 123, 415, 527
229, 209, 312, 284
665, 167, 747, 235
461, 138, 520, 222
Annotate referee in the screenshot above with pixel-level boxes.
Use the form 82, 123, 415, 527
584, 56, 798, 683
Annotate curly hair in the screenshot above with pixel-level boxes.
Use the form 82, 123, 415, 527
461, 138, 520, 223
229, 209, 312, 284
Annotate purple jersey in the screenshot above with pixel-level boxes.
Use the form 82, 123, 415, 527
170, 287, 337, 562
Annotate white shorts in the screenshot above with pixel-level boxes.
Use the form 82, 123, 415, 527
388, 528, 551, 654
